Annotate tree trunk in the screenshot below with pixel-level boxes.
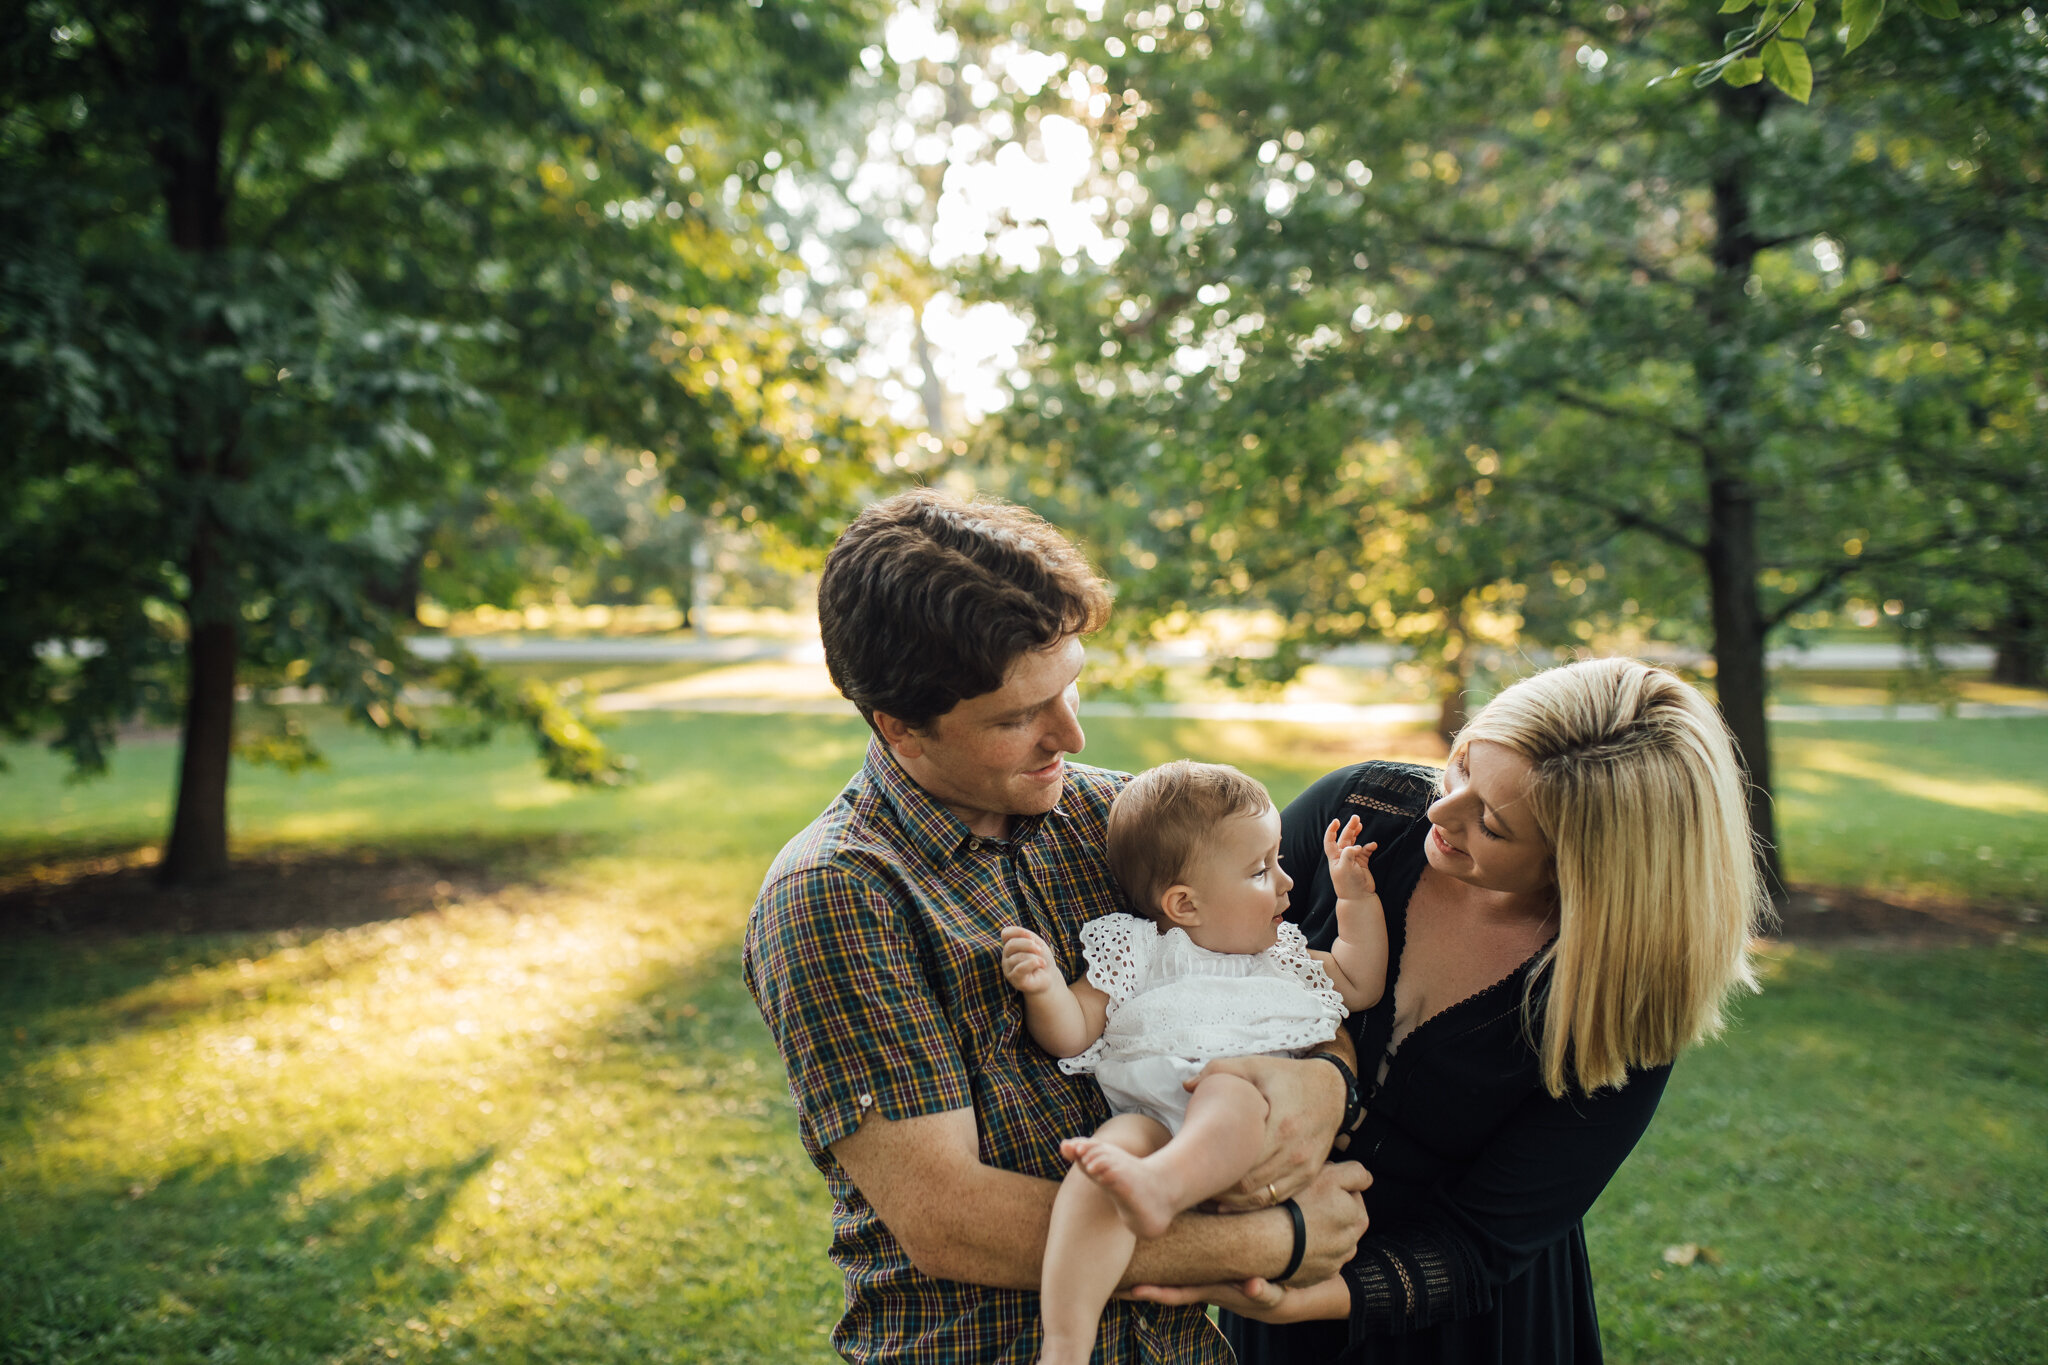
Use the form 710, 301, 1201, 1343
153, 15, 243, 885
1704, 479, 1785, 900
1435, 676, 1468, 750
1990, 595, 2043, 687
159, 610, 237, 885
1699, 80, 1786, 901
1434, 609, 1472, 749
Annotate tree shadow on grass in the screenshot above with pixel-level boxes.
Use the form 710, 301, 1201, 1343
0, 832, 604, 937
0, 1146, 493, 1365
0, 835, 597, 1013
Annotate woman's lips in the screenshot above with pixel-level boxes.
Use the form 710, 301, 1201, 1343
1432, 825, 1465, 858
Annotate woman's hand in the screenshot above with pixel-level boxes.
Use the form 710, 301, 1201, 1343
999, 925, 1059, 995
1125, 1273, 1350, 1323
1193, 1053, 1348, 1208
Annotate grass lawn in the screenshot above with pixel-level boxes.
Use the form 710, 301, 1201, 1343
2, 714, 2045, 1363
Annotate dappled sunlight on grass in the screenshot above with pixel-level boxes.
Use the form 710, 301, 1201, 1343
4, 712, 2047, 1361
1773, 720, 2048, 905
1790, 741, 2048, 817
3, 864, 838, 1362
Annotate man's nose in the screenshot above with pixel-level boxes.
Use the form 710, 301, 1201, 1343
1050, 703, 1085, 754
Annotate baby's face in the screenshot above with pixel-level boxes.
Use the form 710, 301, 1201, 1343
1180, 805, 1293, 955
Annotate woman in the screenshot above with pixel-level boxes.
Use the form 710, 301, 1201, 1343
1135, 656, 1768, 1363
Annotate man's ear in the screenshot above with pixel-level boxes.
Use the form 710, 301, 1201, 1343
872, 710, 925, 761
1159, 884, 1201, 929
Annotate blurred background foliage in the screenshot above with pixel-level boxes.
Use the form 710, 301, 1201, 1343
1, 0, 892, 880
4, 5, 2046, 1361
3, 0, 2044, 888
953, 0, 2047, 887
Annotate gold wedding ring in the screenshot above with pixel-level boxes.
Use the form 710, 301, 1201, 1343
1266, 1182, 1278, 1207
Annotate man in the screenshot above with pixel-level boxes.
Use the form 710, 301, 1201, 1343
744, 489, 1369, 1363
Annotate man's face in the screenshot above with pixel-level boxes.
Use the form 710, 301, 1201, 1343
879, 635, 1087, 839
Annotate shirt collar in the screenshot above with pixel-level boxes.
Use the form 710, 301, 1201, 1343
861, 737, 1066, 865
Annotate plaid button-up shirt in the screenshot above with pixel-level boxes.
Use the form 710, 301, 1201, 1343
743, 739, 1231, 1365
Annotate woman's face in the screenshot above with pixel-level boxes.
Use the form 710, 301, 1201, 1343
1425, 740, 1555, 896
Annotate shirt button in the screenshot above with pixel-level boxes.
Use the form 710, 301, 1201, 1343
966, 838, 982, 852
857, 1093, 873, 1108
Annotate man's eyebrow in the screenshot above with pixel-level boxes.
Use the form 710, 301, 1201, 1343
990, 691, 1061, 723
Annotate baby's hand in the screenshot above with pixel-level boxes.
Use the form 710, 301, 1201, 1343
1323, 817, 1379, 903
999, 925, 1063, 996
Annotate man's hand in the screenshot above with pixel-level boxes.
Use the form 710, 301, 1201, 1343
999, 925, 1061, 995
1126, 1162, 1370, 1309
1193, 1052, 1348, 1210
1286, 1159, 1372, 1283
1323, 816, 1378, 904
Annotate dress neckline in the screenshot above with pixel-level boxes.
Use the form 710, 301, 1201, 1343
1380, 868, 1557, 1070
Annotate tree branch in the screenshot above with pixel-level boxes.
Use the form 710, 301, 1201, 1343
1547, 385, 1712, 454
1762, 532, 1970, 631
1518, 476, 1705, 558
1407, 231, 1589, 309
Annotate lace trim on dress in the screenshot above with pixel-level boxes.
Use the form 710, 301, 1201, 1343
1076, 912, 1160, 1005
1342, 1215, 1492, 1338
1262, 921, 1347, 1018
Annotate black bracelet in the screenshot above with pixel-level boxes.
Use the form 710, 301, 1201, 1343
1305, 1050, 1363, 1140
1276, 1197, 1307, 1285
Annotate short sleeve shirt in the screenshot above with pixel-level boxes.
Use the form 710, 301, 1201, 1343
743, 739, 1231, 1365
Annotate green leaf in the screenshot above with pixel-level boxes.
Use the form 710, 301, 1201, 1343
1843, 0, 1886, 50
1719, 0, 1755, 11
1723, 57, 1767, 86
1763, 38, 1814, 102
1912, 0, 1960, 17
1778, 0, 1816, 39
1650, 61, 1708, 87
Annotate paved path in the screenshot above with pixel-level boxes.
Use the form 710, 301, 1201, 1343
590, 693, 2048, 724
397, 635, 2044, 723
408, 635, 1998, 671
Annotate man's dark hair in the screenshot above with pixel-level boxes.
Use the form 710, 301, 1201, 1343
819, 488, 1111, 730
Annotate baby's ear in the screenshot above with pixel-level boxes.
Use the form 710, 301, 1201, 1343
1158, 884, 1201, 928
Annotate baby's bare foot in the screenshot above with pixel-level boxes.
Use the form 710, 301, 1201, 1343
1068, 1138, 1180, 1239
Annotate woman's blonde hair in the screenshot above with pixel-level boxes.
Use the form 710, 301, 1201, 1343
1453, 657, 1769, 1097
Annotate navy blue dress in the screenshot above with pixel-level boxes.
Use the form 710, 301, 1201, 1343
1224, 762, 1670, 1365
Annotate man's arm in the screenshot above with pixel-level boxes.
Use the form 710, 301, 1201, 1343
830, 1105, 1371, 1290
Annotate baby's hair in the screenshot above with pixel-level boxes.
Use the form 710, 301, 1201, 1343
1106, 760, 1274, 921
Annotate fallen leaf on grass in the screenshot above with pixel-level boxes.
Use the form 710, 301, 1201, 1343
1660, 1242, 1724, 1267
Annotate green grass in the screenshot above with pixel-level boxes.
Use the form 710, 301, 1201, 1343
1774, 720, 2048, 906
1594, 945, 2048, 1363
2, 715, 2045, 1363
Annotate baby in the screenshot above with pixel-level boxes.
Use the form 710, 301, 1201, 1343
999, 760, 1387, 1365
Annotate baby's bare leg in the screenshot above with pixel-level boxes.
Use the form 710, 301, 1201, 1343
1038, 1112, 1170, 1365
1066, 1073, 1268, 1240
